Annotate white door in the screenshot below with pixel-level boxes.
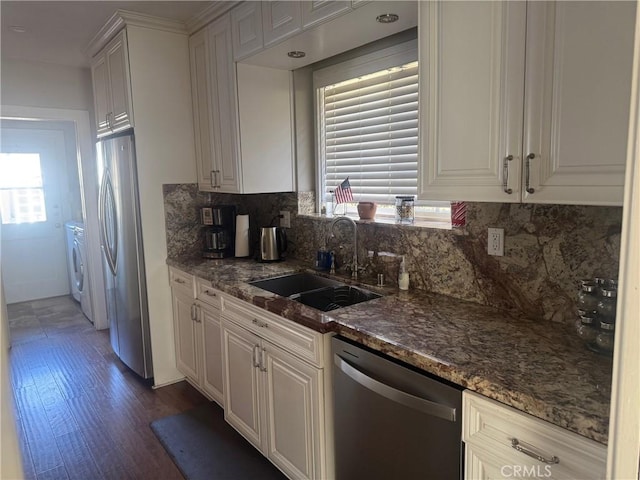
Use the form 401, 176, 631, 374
200, 302, 224, 405
0, 127, 69, 303
522, 1, 635, 205
222, 319, 265, 451
172, 288, 200, 383
264, 342, 324, 480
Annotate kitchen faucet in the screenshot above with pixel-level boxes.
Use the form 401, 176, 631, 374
328, 216, 359, 280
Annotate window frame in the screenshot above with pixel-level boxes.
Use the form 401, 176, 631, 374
313, 40, 451, 224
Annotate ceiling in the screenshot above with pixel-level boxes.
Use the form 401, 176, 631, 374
1, 1, 214, 68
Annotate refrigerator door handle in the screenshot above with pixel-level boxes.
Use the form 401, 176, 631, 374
99, 169, 118, 275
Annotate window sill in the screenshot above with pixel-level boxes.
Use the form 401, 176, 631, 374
298, 213, 464, 233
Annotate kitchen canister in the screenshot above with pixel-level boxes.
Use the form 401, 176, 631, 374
235, 214, 250, 257
395, 196, 415, 224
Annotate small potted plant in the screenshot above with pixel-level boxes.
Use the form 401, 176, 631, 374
357, 202, 377, 220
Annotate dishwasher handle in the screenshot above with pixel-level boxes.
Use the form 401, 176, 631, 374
335, 354, 457, 422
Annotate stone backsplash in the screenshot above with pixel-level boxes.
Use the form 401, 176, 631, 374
163, 185, 622, 324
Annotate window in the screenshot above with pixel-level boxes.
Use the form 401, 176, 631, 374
0, 153, 47, 224
315, 41, 450, 223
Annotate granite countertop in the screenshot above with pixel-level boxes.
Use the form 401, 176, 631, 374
167, 256, 613, 445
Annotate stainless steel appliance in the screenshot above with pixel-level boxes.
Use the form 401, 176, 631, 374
332, 336, 463, 479
201, 205, 236, 258
97, 131, 153, 379
259, 226, 287, 262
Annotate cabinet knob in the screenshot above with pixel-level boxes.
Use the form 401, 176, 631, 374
525, 153, 536, 194
204, 289, 216, 297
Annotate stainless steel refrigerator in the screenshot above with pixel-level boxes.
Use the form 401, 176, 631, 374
97, 130, 153, 379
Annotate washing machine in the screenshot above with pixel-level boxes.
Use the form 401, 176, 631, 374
64, 222, 93, 322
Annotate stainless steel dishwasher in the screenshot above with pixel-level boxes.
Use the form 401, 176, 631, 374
332, 336, 463, 479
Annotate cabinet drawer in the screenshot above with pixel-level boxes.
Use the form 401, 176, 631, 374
195, 277, 222, 309
169, 267, 195, 297
463, 391, 606, 479
222, 295, 323, 368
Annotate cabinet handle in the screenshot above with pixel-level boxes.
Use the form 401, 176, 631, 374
511, 438, 559, 465
252, 344, 260, 368
204, 289, 216, 297
260, 347, 267, 372
215, 170, 221, 188
210, 170, 221, 189
503, 155, 513, 194
190, 304, 197, 321
174, 277, 186, 284
525, 153, 536, 194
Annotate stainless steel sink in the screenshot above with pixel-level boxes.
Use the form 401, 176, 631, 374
249, 272, 346, 297
292, 285, 381, 312
249, 272, 381, 312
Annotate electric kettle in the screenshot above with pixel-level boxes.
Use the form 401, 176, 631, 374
259, 227, 287, 262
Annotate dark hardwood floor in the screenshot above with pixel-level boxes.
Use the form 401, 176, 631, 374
8, 295, 208, 480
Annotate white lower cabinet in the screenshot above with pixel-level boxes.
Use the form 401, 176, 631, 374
463, 391, 606, 480
169, 268, 224, 406
221, 296, 330, 480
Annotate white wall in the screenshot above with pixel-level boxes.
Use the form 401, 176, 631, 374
1, 58, 94, 113
126, 25, 196, 386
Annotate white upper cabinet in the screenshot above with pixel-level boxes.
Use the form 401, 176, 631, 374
90, 30, 134, 137
262, 1, 303, 48
522, 2, 634, 205
192, 16, 242, 193
418, 1, 634, 206
419, 2, 526, 203
189, 14, 295, 194
231, 2, 264, 61
302, 1, 351, 29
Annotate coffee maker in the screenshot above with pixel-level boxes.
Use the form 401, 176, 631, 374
201, 205, 236, 258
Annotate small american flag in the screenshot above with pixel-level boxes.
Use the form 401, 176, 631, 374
334, 178, 353, 204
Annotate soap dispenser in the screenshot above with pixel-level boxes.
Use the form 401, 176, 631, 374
398, 255, 409, 290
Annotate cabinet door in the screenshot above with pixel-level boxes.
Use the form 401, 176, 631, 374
172, 289, 199, 383
522, 1, 634, 206
464, 446, 514, 479
105, 30, 134, 133
302, 1, 350, 29
264, 343, 324, 480
262, 1, 302, 47
236, 63, 295, 193
209, 16, 242, 193
189, 28, 216, 191
418, 1, 526, 202
222, 319, 265, 451
231, 2, 264, 60
200, 302, 224, 406
91, 54, 112, 137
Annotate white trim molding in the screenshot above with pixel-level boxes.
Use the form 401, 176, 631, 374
607, 4, 640, 478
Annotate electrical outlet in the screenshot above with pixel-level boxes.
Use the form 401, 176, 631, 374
280, 210, 291, 229
488, 228, 504, 256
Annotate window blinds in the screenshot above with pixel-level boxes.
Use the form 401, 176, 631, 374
321, 61, 419, 204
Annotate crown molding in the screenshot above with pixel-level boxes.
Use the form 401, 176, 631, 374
86, 9, 188, 58
186, 1, 241, 34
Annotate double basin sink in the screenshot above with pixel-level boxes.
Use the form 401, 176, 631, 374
249, 272, 381, 312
